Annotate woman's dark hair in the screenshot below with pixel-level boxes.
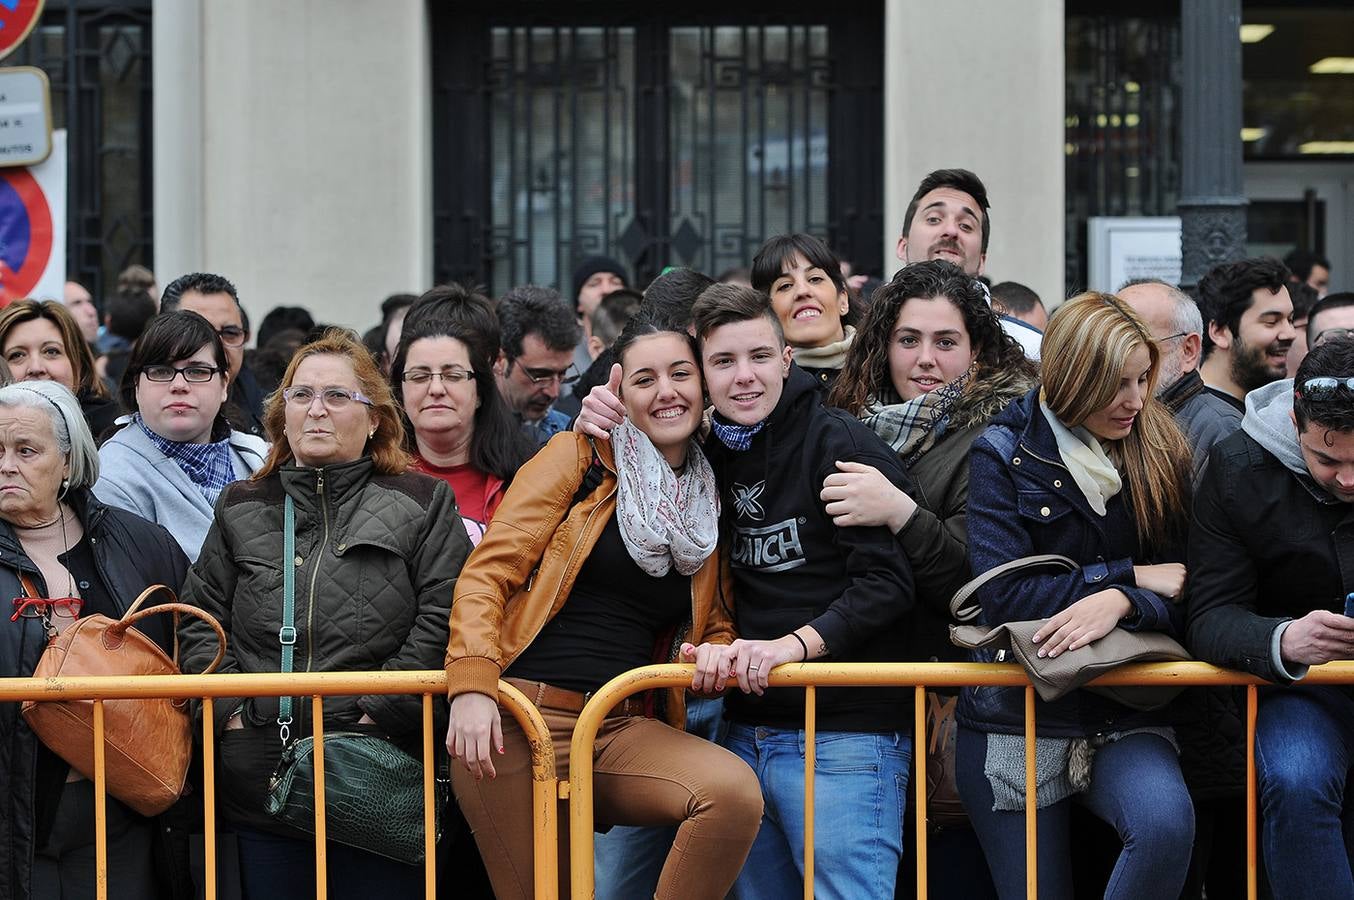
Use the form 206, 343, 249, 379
828, 259, 1037, 416
391, 315, 532, 483
119, 311, 232, 438
750, 233, 859, 328
611, 313, 700, 375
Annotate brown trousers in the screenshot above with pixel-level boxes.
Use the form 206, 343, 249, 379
451, 689, 762, 900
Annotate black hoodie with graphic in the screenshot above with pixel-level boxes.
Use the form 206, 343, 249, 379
705, 364, 916, 732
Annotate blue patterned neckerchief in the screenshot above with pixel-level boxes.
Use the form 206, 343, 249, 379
135, 414, 237, 505
709, 416, 767, 452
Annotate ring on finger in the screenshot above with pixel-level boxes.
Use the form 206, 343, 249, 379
749, 665, 760, 672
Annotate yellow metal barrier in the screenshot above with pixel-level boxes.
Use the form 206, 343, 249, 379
568, 660, 1354, 900
0, 671, 559, 900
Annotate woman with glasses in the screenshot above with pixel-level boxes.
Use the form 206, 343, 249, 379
0, 299, 123, 442
391, 313, 533, 545
0, 379, 191, 900
176, 330, 471, 899
93, 311, 267, 561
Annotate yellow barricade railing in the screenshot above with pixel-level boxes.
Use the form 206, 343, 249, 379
0, 671, 559, 900
569, 660, 1354, 900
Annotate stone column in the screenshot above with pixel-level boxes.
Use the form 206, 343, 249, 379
1178, 0, 1247, 291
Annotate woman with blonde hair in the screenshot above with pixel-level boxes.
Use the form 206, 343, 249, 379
955, 292, 1195, 899
177, 329, 471, 898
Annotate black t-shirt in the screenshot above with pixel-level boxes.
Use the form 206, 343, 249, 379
507, 516, 690, 694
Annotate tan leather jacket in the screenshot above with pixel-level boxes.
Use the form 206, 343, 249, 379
445, 431, 734, 727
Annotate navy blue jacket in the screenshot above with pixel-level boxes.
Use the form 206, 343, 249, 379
957, 388, 1184, 737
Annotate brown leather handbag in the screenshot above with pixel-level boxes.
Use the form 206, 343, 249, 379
21, 583, 227, 817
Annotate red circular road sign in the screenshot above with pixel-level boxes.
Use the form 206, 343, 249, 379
0, 166, 53, 305
0, 0, 44, 63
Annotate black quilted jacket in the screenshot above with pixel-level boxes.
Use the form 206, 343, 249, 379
178, 457, 469, 823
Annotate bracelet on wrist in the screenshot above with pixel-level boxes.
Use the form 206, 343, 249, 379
790, 632, 809, 661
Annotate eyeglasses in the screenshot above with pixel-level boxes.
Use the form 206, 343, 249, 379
1297, 377, 1354, 399
282, 386, 375, 410
1156, 332, 1190, 343
215, 326, 247, 348
402, 368, 475, 385
1314, 328, 1354, 348
142, 364, 221, 383
509, 360, 580, 386
11, 596, 82, 622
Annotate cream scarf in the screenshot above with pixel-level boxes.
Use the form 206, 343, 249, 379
792, 325, 856, 371
612, 419, 720, 577
1038, 399, 1121, 516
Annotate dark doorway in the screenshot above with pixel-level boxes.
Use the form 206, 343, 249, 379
432, 1, 884, 295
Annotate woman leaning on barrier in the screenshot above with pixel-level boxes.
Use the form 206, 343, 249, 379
956, 292, 1196, 899
0, 380, 191, 900
444, 314, 763, 900
176, 330, 470, 899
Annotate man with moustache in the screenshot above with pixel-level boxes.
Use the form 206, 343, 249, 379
1197, 258, 1296, 413
1120, 278, 1241, 481
895, 168, 1042, 359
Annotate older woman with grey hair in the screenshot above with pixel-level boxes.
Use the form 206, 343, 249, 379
0, 379, 192, 900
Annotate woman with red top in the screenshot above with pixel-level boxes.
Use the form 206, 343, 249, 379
392, 315, 533, 544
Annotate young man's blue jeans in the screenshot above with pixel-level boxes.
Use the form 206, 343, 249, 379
1255, 685, 1354, 900
723, 723, 910, 900
955, 726, 1193, 900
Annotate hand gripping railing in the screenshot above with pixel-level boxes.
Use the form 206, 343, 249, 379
567, 660, 1354, 900
0, 671, 559, 900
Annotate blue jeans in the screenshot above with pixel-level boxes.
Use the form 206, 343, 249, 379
724, 723, 910, 900
593, 696, 729, 900
234, 826, 423, 900
1255, 686, 1354, 900
955, 726, 1193, 900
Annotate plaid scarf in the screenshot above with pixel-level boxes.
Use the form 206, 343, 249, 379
709, 416, 766, 452
136, 414, 238, 505
860, 365, 974, 467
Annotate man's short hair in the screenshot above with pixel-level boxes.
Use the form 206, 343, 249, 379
116, 264, 155, 295
690, 283, 785, 347
497, 285, 581, 357
590, 288, 643, 349
1196, 257, 1291, 353
1284, 249, 1331, 283
105, 288, 158, 341
989, 281, 1044, 317
1307, 293, 1354, 347
160, 272, 240, 311
1289, 282, 1320, 324
1295, 340, 1354, 433
257, 306, 315, 350
901, 168, 992, 252
1119, 278, 1203, 337
641, 267, 715, 332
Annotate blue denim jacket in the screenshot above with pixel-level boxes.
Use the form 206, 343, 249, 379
957, 388, 1184, 737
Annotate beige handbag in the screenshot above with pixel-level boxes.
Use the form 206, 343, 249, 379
21, 583, 227, 817
948, 554, 1189, 710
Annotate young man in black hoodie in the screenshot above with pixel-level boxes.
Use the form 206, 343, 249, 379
575, 284, 917, 896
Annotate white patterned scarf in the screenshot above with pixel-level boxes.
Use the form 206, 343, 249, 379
612, 419, 721, 577
1038, 397, 1122, 516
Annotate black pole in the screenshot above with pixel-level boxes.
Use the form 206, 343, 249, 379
1178, 0, 1248, 292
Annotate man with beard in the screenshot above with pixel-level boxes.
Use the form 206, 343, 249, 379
1120, 279, 1241, 482
895, 168, 1042, 359
1197, 257, 1296, 413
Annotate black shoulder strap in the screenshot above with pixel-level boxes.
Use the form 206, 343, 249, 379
569, 447, 606, 509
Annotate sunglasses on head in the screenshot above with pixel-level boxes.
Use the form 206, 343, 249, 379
1296, 377, 1354, 400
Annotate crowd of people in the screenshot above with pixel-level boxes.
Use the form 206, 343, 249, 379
0, 167, 1349, 899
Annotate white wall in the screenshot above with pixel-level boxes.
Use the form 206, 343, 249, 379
884, 0, 1065, 305
154, 0, 431, 336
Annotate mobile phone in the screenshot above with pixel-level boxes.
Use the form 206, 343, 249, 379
1344, 593, 1354, 618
